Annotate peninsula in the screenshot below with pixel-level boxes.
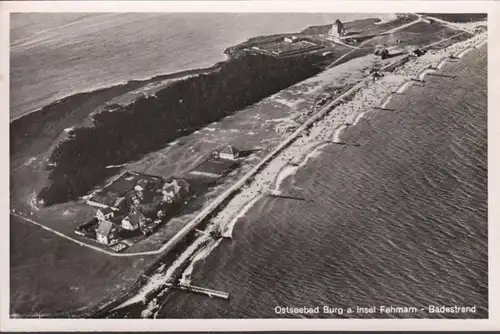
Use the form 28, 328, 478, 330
10, 13, 487, 318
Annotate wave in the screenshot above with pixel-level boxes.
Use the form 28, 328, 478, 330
455, 47, 475, 59
352, 112, 366, 126
222, 194, 264, 238
105, 163, 126, 169
475, 39, 487, 49
332, 124, 348, 143
396, 81, 413, 94
273, 165, 299, 192
180, 238, 223, 285
437, 59, 449, 70
417, 68, 437, 81
112, 234, 212, 311
138, 236, 222, 318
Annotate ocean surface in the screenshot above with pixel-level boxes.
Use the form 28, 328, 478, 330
153, 47, 488, 318
10, 12, 379, 120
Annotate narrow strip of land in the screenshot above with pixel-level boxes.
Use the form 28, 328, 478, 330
425, 15, 484, 33
328, 14, 424, 69
12, 14, 483, 258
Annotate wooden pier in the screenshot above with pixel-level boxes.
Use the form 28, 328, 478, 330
170, 283, 230, 300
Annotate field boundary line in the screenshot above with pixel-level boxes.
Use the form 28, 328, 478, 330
12, 212, 135, 257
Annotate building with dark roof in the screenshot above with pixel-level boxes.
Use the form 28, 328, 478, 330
121, 207, 144, 231
96, 207, 115, 222
96, 220, 119, 245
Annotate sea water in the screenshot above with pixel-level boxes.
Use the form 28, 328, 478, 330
154, 47, 487, 319
10, 12, 381, 120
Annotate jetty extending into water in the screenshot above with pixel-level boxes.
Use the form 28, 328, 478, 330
166, 283, 229, 300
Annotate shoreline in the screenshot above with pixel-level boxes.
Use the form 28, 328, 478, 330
9, 14, 487, 318
10, 61, 225, 124
10, 12, 412, 124
9, 16, 338, 124
102, 25, 487, 318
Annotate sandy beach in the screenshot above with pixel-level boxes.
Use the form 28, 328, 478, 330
213, 22, 487, 238
112, 20, 488, 316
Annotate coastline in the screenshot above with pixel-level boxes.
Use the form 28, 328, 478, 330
10, 13, 404, 124
217, 29, 488, 237
9, 61, 225, 124
9, 14, 487, 318
101, 23, 487, 318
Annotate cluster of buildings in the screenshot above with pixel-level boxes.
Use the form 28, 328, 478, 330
84, 171, 190, 245
249, 35, 324, 58
82, 145, 241, 246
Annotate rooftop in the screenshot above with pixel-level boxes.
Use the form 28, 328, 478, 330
220, 145, 239, 155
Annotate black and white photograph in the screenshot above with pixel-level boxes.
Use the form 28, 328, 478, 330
3, 0, 496, 331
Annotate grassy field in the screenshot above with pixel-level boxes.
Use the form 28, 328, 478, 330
10, 215, 156, 317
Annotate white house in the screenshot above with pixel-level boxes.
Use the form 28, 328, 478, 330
219, 145, 240, 160
284, 36, 299, 43
275, 122, 298, 134
96, 207, 114, 221
121, 208, 145, 231
96, 220, 118, 245
162, 189, 176, 203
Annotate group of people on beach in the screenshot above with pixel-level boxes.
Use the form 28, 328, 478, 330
213, 25, 487, 236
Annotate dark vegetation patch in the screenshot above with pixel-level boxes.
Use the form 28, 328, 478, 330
10, 82, 145, 163
38, 53, 326, 206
